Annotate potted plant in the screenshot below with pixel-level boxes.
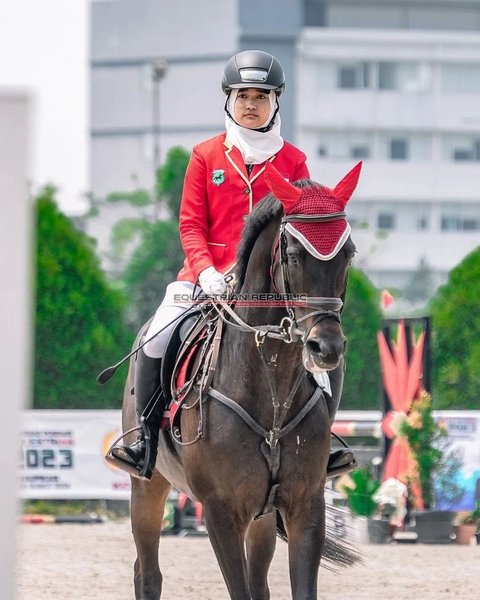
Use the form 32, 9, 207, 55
399, 391, 460, 543
455, 501, 480, 545
336, 467, 401, 543
337, 466, 380, 518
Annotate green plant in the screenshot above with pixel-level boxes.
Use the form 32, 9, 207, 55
399, 390, 447, 509
339, 467, 381, 518
34, 187, 132, 408
458, 501, 480, 529
429, 246, 480, 409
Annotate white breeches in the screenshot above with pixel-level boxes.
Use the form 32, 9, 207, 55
143, 281, 197, 359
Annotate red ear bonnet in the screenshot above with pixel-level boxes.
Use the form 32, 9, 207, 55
265, 161, 362, 260
264, 162, 301, 212
333, 161, 362, 207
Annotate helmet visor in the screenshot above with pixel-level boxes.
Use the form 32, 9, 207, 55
239, 68, 268, 84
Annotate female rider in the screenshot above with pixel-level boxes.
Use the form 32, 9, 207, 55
110, 50, 354, 480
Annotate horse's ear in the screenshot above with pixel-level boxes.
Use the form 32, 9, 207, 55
333, 161, 362, 206
264, 162, 302, 212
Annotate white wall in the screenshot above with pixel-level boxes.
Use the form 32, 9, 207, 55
0, 90, 32, 600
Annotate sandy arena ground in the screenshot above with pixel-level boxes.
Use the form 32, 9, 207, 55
14, 520, 479, 600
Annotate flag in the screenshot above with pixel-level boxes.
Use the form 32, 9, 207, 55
381, 289, 394, 310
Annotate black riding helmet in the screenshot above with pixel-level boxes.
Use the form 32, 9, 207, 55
222, 50, 285, 96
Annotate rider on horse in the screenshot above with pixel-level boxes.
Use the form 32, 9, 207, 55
110, 50, 356, 480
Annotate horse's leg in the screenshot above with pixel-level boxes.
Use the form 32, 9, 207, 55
285, 493, 326, 600
245, 512, 277, 600
203, 500, 251, 600
130, 469, 172, 600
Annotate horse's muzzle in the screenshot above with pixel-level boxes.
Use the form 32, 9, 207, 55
303, 331, 346, 371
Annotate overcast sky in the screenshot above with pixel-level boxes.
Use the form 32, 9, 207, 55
0, 1, 88, 213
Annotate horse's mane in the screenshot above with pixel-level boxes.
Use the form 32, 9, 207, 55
235, 178, 316, 289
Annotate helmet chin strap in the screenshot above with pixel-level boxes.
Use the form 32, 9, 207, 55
224, 95, 280, 133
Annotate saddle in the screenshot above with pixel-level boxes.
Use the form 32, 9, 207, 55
160, 309, 203, 402
160, 305, 223, 430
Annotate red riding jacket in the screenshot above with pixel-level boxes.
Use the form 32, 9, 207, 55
177, 133, 309, 283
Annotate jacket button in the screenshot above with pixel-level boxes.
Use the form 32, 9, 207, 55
243, 187, 250, 194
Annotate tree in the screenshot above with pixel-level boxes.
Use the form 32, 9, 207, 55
156, 146, 191, 218
429, 247, 480, 409
115, 146, 191, 329
404, 257, 435, 304
99, 146, 191, 274
341, 268, 382, 410
34, 187, 132, 409
121, 220, 184, 328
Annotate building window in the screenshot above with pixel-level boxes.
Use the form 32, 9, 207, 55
453, 148, 474, 161
378, 62, 396, 90
318, 145, 328, 157
463, 218, 478, 231
441, 64, 480, 93
316, 132, 373, 160
475, 140, 480, 160
378, 212, 395, 230
441, 216, 480, 231
417, 216, 429, 230
452, 140, 480, 162
390, 138, 408, 160
444, 135, 480, 162
378, 62, 430, 92
338, 62, 370, 89
351, 145, 370, 159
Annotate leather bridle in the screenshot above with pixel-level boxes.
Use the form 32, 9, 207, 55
270, 210, 347, 343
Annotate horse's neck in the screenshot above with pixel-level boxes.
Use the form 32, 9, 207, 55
217, 219, 306, 398
219, 275, 304, 400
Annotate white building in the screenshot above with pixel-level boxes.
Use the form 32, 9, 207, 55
298, 28, 480, 291
89, 0, 480, 295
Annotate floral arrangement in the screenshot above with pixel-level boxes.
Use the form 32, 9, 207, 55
337, 467, 380, 518
398, 390, 447, 509
373, 477, 407, 526
336, 468, 407, 524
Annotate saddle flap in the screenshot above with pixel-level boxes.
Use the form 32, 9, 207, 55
160, 309, 203, 402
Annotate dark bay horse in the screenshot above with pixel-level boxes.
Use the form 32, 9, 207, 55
118, 162, 361, 599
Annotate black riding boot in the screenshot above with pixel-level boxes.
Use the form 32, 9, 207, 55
111, 348, 164, 481
325, 358, 357, 478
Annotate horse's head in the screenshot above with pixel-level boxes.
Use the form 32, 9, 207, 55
265, 161, 361, 372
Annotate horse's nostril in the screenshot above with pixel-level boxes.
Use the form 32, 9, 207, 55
306, 337, 346, 359
306, 339, 322, 356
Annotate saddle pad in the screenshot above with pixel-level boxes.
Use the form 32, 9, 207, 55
163, 334, 204, 430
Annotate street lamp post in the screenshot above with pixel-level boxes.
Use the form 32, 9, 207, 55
151, 58, 168, 219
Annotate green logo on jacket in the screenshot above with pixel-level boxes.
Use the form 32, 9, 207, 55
212, 169, 225, 186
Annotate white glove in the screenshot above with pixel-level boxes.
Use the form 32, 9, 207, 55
198, 266, 227, 296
